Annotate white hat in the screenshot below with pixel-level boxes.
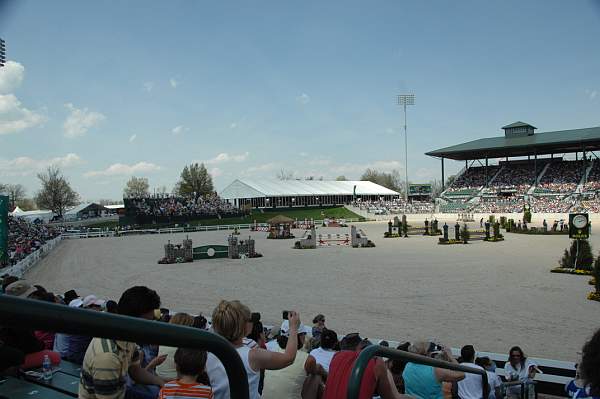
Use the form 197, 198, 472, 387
69, 298, 84, 308
280, 320, 311, 337
82, 295, 105, 308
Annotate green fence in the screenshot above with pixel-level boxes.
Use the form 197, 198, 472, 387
348, 345, 489, 399
0, 295, 249, 399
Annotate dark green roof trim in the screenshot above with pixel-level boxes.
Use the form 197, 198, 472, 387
426, 126, 600, 161
502, 121, 537, 129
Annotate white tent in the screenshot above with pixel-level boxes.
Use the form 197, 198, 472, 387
11, 206, 24, 215
12, 209, 54, 223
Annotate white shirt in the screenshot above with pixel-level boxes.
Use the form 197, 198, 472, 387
486, 371, 502, 399
457, 362, 485, 399
504, 359, 537, 382
206, 352, 230, 399
308, 347, 336, 373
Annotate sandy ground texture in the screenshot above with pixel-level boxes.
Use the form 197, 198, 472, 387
26, 221, 599, 364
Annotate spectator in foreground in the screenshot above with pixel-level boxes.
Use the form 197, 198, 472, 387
156, 312, 196, 381
158, 348, 213, 399
504, 346, 539, 398
321, 333, 407, 399
567, 328, 600, 399
457, 345, 486, 399
403, 341, 465, 399
475, 357, 502, 399
387, 342, 410, 394
207, 300, 302, 399
1, 280, 60, 368
302, 328, 339, 398
312, 314, 326, 342
79, 286, 165, 399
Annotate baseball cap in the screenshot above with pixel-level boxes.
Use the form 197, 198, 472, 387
280, 320, 312, 336
5, 280, 38, 298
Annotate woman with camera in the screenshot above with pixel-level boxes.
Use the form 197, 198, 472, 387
207, 300, 302, 399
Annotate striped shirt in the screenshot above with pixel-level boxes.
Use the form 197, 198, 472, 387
159, 380, 213, 399
78, 338, 139, 399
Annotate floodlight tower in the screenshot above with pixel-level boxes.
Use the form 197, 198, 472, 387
0, 38, 6, 67
397, 94, 415, 201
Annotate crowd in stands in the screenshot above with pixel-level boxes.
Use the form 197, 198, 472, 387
530, 196, 576, 213
585, 161, 600, 192
473, 198, 526, 214
537, 161, 585, 193
445, 166, 500, 194
485, 163, 535, 195
354, 199, 435, 214
125, 194, 238, 218
581, 197, 600, 213
1, 215, 60, 268
2, 276, 599, 399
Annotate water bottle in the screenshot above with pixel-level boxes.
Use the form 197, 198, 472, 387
42, 354, 52, 381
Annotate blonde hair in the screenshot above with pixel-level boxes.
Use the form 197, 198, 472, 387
409, 340, 430, 356
169, 312, 195, 327
212, 300, 251, 342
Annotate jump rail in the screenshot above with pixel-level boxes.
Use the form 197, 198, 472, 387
347, 345, 489, 399
0, 296, 250, 399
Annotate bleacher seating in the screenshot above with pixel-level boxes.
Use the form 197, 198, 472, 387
535, 160, 585, 194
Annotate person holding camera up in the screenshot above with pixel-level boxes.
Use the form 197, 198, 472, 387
207, 300, 302, 399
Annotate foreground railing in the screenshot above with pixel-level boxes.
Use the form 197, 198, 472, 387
348, 345, 489, 399
0, 296, 249, 399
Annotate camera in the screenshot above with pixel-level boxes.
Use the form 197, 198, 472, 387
282, 310, 289, 320
428, 342, 442, 353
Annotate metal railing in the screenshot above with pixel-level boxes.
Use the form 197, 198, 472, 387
347, 345, 489, 399
0, 296, 249, 399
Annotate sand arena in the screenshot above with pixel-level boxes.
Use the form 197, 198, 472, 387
26, 220, 600, 361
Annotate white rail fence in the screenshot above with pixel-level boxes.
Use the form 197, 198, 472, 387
0, 236, 63, 278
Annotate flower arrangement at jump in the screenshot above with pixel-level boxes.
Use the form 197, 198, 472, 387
588, 257, 600, 302
551, 240, 594, 276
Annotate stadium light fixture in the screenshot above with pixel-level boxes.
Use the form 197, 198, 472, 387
397, 94, 415, 201
0, 38, 6, 67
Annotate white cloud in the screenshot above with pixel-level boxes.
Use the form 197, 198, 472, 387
230, 122, 238, 129
171, 125, 189, 135
299, 152, 309, 157
143, 81, 154, 92
129, 134, 137, 143
0, 61, 25, 94
296, 93, 310, 105
0, 153, 82, 176
63, 103, 105, 138
204, 152, 249, 165
591, 90, 598, 100
0, 61, 46, 135
84, 161, 162, 178
0, 94, 46, 135
169, 78, 178, 88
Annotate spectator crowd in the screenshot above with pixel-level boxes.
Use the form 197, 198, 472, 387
1, 215, 60, 268
125, 195, 240, 219
1, 276, 599, 399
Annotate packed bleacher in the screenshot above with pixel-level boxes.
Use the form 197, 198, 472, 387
584, 161, 600, 192
484, 163, 537, 195
1, 215, 61, 268
123, 194, 245, 225
0, 277, 598, 399
354, 198, 435, 214
536, 160, 585, 194
445, 166, 500, 195
473, 198, 526, 213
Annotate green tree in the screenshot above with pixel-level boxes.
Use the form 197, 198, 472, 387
360, 168, 402, 192
35, 166, 80, 219
175, 163, 214, 199
4, 184, 26, 208
123, 177, 150, 198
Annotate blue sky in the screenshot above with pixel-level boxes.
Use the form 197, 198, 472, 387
1, 0, 599, 201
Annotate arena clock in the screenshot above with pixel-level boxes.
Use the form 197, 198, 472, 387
569, 213, 589, 240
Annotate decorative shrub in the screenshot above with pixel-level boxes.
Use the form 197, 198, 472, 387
558, 240, 594, 270
461, 224, 470, 243
523, 209, 532, 223
500, 216, 507, 228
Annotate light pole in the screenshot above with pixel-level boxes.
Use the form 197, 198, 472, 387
397, 94, 415, 202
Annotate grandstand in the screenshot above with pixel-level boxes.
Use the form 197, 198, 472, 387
426, 122, 600, 213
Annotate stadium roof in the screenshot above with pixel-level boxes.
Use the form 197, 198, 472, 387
426, 126, 600, 160
219, 179, 399, 199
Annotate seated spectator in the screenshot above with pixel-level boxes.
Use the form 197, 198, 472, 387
79, 286, 165, 399
0, 343, 25, 376
158, 348, 212, 399
504, 346, 539, 399
387, 342, 410, 394
320, 332, 406, 399
312, 314, 326, 342
566, 328, 600, 399
403, 341, 465, 399
302, 328, 338, 399
457, 345, 486, 399
475, 357, 502, 399
207, 300, 302, 399
1, 280, 60, 369
156, 312, 196, 380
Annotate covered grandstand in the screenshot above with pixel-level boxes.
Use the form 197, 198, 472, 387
425, 122, 600, 213
219, 179, 399, 208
